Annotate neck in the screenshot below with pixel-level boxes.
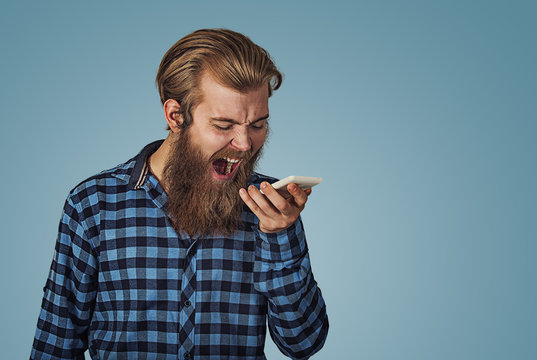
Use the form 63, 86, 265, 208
148, 132, 176, 193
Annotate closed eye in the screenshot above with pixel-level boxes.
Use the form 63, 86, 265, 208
214, 124, 232, 131
250, 123, 265, 130
211, 114, 269, 132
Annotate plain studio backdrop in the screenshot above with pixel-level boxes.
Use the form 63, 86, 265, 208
1, 1, 535, 359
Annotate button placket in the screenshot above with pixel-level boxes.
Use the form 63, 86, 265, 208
178, 241, 197, 359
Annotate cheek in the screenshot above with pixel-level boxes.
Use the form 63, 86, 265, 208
201, 129, 230, 150
251, 131, 267, 151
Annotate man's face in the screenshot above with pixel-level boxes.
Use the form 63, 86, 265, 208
162, 72, 269, 237
187, 72, 269, 183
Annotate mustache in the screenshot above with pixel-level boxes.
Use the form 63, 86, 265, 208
208, 148, 254, 163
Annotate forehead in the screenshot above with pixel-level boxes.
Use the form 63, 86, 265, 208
197, 72, 269, 122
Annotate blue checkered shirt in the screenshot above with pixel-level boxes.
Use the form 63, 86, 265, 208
31, 140, 328, 359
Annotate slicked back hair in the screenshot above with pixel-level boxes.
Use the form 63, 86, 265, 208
156, 29, 282, 130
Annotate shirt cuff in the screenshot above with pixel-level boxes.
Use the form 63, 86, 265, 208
254, 217, 307, 263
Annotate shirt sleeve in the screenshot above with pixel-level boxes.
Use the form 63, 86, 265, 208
253, 217, 329, 359
31, 196, 98, 359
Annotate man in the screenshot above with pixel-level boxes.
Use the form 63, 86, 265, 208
32, 29, 328, 359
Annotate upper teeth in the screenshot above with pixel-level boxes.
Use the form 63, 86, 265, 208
225, 157, 239, 164
223, 157, 240, 175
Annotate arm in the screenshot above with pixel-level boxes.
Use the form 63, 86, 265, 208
240, 183, 329, 359
254, 218, 328, 359
31, 196, 98, 359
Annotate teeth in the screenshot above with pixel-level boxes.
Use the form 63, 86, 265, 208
218, 157, 240, 175
225, 157, 239, 164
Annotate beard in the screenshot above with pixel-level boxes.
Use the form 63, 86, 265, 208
162, 128, 262, 238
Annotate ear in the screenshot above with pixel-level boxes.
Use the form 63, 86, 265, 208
163, 99, 184, 133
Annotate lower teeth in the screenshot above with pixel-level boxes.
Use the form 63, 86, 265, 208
225, 162, 233, 175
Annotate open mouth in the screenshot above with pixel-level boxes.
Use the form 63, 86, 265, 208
212, 157, 241, 177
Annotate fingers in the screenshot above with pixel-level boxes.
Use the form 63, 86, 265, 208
239, 187, 268, 220
286, 183, 309, 208
239, 182, 312, 233
243, 182, 309, 213
239, 185, 287, 233
260, 182, 292, 214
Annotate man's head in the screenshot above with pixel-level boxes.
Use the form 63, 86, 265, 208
155, 29, 282, 237
156, 28, 282, 130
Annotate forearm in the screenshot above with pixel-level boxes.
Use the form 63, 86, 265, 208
254, 218, 328, 359
31, 197, 97, 359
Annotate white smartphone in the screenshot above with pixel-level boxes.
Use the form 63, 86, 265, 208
260, 176, 323, 199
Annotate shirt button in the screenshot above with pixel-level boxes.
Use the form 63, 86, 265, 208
184, 352, 191, 359
184, 300, 192, 307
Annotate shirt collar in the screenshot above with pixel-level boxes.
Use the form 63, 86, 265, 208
127, 139, 164, 190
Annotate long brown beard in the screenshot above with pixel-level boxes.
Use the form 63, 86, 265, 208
162, 128, 262, 238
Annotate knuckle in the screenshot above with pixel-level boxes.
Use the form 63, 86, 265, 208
278, 202, 290, 212
260, 202, 272, 212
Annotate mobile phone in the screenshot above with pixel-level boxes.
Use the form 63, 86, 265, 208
261, 176, 323, 199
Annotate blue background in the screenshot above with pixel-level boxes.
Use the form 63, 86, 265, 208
1, 1, 535, 359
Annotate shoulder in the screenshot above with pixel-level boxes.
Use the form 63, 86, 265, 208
60, 159, 137, 242
67, 139, 163, 206
67, 158, 136, 212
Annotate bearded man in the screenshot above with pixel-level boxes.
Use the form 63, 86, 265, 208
32, 29, 328, 359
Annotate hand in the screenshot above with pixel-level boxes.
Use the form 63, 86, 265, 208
239, 182, 312, 233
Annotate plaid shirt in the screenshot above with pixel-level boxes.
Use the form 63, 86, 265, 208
31, 140, 328, 359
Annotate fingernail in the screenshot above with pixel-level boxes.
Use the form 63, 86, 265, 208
289, 184, 297, 191
239, 188, 246, 195
261, 182, 267, 189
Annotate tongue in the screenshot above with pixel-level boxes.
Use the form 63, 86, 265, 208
213, 159, 227, 175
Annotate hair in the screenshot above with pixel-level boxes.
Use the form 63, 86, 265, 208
156, 28, 283, 130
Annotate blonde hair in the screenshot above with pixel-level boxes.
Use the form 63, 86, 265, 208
156, 28, 282, 129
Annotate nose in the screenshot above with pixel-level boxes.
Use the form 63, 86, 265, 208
230, 127, 252, 152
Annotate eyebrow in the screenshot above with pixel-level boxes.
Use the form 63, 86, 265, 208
210, 114, 270, 124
